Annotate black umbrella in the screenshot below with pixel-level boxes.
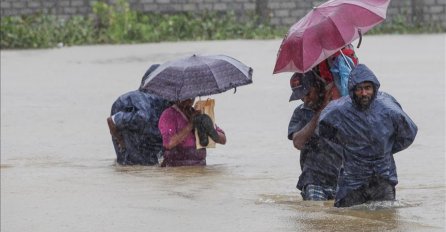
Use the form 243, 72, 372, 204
141, 54, 253, 101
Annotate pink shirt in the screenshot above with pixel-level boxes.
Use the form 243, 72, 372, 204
158, 106, 196, 149
158, 106, 224, 167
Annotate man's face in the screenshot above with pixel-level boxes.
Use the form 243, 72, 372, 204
302, 86, 321, 110
353, 82, 374, 109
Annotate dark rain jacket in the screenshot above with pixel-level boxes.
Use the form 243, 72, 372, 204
288, 105, 342, 190
110, 65, 171, 165
317, 64, 418, 202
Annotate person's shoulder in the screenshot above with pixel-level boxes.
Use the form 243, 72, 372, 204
319, 96, 351, 122
327, 96, 351, 111
161, 105, 175, 113
140, 91, 171, 105
159, 106, 176, 121
375, 91, 402, 111
294, 103, 306, 111
291, 103, 311, 116
376, 91, 396, 100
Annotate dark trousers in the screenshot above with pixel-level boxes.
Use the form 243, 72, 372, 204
335, 176, 396, 208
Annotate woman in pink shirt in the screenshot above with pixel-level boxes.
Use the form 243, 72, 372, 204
158, 98, 226, 167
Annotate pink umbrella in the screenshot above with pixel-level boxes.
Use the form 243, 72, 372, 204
273, 0, 390, 74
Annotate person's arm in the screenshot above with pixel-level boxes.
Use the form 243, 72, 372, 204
386, 95, 418, 154
164, 122, 194, 150
215, 126, 226, 145
292, 111, 321, 150
292, 84, 333, 150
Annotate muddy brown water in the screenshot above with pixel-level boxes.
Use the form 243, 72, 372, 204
1, 34, 445, 231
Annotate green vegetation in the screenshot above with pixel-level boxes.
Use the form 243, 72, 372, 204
0, 0, 443, 49
1, 15, 95, 48
369, 15, 444, 34
0, 0, 285, 49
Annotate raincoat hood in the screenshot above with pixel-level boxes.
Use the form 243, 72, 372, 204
348, 64, 380, 100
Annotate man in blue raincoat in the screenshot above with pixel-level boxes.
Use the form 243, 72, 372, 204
317, 64, 418, 207
288, 72, 342, 201
107, 64, 172, 165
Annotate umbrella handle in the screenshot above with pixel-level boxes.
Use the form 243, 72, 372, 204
357, 29, 362, 49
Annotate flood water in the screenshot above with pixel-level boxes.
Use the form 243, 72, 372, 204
1, 34, 445, 231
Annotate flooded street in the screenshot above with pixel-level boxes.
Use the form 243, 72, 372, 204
1, 34, 445, 231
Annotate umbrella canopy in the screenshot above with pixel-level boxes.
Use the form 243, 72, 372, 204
273, 0, 390, 74
142, 54, 253, 101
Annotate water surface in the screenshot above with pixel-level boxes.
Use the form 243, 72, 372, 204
1, 35, 445, 231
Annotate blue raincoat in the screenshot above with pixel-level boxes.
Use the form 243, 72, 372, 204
317, 64, 418, 203
110, 65, 172, 165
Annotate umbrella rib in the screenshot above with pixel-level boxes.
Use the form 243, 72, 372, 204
205, 61, 221, 90
196, 58, 222, 97
179, 63, 193, 101
208, 59, 250, 94
305, 7, 347, 71
214, 56, 252, 87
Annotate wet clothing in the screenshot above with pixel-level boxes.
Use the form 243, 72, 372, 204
334, 175, 395, 207
162, 147, 207, 167
288, 105, 342, 197
301, 184, 336, 201
110, 90, 171, 165
158, 105, 224, 167
317, 64, 418, 207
